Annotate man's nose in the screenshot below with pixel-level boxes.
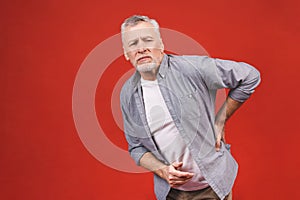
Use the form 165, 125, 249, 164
136, 41, 147, 53
137, 47, 147, 53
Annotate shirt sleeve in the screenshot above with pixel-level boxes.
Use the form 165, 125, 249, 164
198, 56, 261, 102
120, 94, 150, 166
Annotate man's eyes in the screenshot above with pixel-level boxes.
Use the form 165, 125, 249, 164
128, 41, 137, 46
144, 38, 153, 42
128, 38, 154, 47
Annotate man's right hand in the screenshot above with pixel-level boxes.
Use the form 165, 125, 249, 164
139, 153, 194, 187
161, 162, 194, 187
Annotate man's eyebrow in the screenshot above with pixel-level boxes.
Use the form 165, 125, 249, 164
141, 36, 154, 39
127, 35, 153, 43
127, 38, 138, 44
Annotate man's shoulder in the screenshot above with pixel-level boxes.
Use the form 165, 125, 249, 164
167, 54, 211, 70
168, 54, 209, 63
167, 54, 210, 74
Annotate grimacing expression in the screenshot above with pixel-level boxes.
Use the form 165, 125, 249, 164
122, 22, 164, 69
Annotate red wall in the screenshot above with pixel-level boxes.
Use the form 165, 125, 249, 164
1, 0, 299, 199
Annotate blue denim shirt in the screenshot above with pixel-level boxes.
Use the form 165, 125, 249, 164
120, 54, 261, 200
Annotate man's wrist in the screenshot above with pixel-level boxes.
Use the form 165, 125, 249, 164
155, 165, 169, 180
215, 118, 226, 126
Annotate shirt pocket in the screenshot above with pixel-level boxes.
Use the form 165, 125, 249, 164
179, 91, 201, 119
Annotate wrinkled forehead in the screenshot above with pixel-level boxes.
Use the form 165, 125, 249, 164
122, 27, 160, 43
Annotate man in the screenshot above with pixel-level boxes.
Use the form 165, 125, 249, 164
120, 15, 260, 200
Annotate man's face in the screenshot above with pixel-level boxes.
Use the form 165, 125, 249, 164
122, 22, 164, 72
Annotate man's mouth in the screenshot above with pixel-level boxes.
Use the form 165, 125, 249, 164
137, 56, 152, 63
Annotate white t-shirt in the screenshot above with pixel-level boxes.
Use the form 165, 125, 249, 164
141, 78, 208, 191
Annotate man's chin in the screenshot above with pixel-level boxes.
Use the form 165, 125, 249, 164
136, 63, 157, 72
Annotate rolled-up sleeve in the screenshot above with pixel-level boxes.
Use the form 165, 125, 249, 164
199, 57, 261, 102
120, 91, 149, 165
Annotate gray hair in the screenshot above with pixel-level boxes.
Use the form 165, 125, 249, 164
121, 15, 161, 43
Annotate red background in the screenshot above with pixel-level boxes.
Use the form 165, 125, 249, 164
1, 0, 299, 199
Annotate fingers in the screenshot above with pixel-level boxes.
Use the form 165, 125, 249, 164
215, 131, 227, 151
214, 121, 226, 151
172, 161, 183, 169
169, 169, 194, 178
166, 164, 194, 187
168, 171, 193, 187
170, 162, 193, 178
215, 133, 222, 151
169, 176, 192, 187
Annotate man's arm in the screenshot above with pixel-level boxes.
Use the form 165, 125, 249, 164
120, 91, 194, 187
215, 97, 243, 151
140, 152, 194, 187
198, 57, 261, 102
197, 57, 261, 150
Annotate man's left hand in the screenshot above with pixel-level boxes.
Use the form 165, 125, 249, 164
215, 122, 226, 151
214, 97, 243, 151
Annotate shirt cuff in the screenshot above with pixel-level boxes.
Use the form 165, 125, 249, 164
130, 146, 150, 166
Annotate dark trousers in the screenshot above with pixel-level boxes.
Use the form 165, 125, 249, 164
166, 187, 232, 200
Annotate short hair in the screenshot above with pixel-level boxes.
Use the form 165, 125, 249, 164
121, 15, 161, 43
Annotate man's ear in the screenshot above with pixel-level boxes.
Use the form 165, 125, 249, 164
124, 54, 129, 60
123, 49, 129, 60
160, 41, 164, 53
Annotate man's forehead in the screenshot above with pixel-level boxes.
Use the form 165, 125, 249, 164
124, 21, 155, 31
123, 27, 158, 39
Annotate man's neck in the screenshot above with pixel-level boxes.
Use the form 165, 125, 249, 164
140, 70, 158, 81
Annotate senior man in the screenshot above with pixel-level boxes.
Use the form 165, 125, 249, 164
120, 15, 260, 200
